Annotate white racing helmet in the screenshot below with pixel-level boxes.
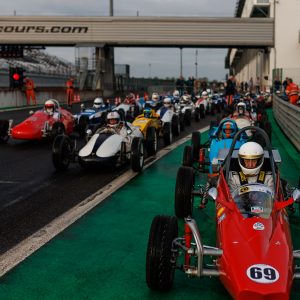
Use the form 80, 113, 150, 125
238, 142, 264, 176
202, 91, 208, 98
93, 97, 104, 109
151, 93, 159, 101
163, 97, 172, 108
44, 99, 56, 115
181, 95, 191, 103
237, 102, 246, 115
106, 111, 120, 128
173, 90, 180, 98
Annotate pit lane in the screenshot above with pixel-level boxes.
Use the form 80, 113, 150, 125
0, 103, 218, 254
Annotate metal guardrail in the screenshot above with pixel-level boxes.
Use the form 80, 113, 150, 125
273, 95, 300, 151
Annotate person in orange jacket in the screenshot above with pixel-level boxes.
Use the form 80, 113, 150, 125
66, 78, 74, 107
285, 78, 299, 105
24, 77, 36, 105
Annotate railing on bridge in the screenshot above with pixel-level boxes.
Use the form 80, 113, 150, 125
273, 95, 300, 151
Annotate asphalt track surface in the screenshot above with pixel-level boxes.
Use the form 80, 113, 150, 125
0, 103, 216, 255
0, 109, 299, 299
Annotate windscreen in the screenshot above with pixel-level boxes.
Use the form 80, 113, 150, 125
232, 184, 274, 219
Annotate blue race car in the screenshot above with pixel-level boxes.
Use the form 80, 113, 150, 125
74, 98, 115, 137
182, 118, 247, 174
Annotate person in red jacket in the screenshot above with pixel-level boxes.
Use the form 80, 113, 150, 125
285, 78, 299, 105
66, 78, 74, 107
24, 77, 36, 105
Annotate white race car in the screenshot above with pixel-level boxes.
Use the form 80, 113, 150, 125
52, 122, 145, 172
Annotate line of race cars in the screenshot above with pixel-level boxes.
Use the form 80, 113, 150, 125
0, 90, 226, 173
0, 90, 273, 175
145, 95, 300, 299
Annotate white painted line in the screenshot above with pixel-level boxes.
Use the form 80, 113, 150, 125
0, 126, 209, 277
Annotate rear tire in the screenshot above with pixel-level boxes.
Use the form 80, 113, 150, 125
131, 137, 144, 172
200, 104, 205, 119
0, 120, 9, 143
175, 166, 194, 218
163, 123, 172, 146
191, 131, 201, 161
172, 115, 180, 136
51, 122, 65, 139
184, 110, 192, 126
78, 116, 89, 138
194, 107, 200, 122
146, 215, 178, 291
52, 135, 73, 170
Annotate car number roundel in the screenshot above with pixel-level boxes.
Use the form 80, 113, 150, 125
246, 264, 279, 283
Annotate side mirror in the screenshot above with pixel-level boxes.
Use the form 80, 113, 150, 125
292, 189, 300, 203
208, 187, 218, 201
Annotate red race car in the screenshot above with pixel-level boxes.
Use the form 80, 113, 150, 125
0, 99, 74, 142
146, 126, 300, 299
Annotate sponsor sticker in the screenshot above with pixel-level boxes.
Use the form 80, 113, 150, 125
217, 207, 225, 218
251, 206, 264, 213
246, 264, 279, 283
217, 213, 226, 224
253, 222, 265, 231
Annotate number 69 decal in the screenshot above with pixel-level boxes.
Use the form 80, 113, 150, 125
246, 264, 279, 283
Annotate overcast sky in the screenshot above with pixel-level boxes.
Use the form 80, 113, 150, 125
2, 0, 237, 80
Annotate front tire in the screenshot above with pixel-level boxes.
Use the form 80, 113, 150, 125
146, 215, 178, 291
131, 137, 144, 172
175, 166, 194, 218
52, 135, 73, 170
146, 127, 158, 156
182, 145, 193, 166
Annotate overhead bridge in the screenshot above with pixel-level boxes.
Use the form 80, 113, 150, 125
0, 16, 274, 48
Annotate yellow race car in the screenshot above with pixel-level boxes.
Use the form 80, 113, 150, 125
132, 108, 162, 156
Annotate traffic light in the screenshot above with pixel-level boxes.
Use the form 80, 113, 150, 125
9, 67, 24, 88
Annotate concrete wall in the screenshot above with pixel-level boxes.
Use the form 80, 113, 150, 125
0, 88, 108, 109
232, 0, 300, 88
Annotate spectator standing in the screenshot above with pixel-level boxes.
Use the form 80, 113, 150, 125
175, 76, 185, 96
248, 77, 254, 93
273, 76, 282, 92
24, 77, 36, 105
225, 75, 235, 107
255, 77, 260, 94
66, 78, 74, 107
282, 77, 289, 92
186, 76, 194, 96
285, 78, 299, 105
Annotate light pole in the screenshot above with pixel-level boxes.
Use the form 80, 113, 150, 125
180, 48, 183, 78
195, 49, 198, 78
109, 0, 113, 16
148, 63, 152, 78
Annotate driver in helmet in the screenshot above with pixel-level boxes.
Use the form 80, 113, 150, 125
181, 94, 191, 104
159, 97, 173, 118
97, 111, 125, 135
143, 107, 153, 118
221, 121, 236, 139
145, 92, 161, 110
93, 97, 104, 110
236, 102, 246, 116
202, 91, 208, 99
173, 90, 180, 103
44, 99, 59, 118
228, 142, 273, 193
